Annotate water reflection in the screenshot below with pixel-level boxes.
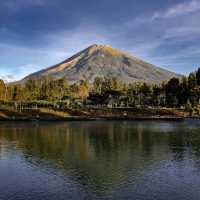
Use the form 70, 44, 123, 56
0, 120, 200, 200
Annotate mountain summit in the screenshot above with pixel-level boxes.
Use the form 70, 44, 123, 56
22, 44, 181, 83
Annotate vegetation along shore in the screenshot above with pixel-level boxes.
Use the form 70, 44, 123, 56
1, 66, 200, 121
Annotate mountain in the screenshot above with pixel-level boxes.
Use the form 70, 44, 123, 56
22, 44, 181, 84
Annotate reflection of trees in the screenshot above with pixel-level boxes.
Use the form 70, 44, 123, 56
1, 121, 200, 194
164, 121, 200, 163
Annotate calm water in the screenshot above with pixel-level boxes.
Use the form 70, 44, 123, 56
0, 120, 200, 200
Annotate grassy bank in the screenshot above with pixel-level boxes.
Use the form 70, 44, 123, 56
0, 107, 190, 121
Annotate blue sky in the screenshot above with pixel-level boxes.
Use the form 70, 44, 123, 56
0, 0, 200, 81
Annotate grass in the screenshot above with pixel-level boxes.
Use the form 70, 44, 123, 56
0, 108, 71, 119
0, 107, 188, 121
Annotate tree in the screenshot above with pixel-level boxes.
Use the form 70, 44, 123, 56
69, 83, 79, 99
5, 85, 15, 101
139, 83, 152, 106
188, 73, 197, 89
93, 77, 104, 94
57, 77, 69, 99
40, 76, 53, 100
77, 80, 89, 100
24, 78, 42, 100
111, 77, 121, 91
13, 84, 24, 101
177, 77, 189, 106
0, 79, 6, 101
196, 67, 200, 85
102, 77, 112, 94
185, 100, 193, 116
126, 84, 138, 106
165, 78, 180, 107
152, 85, 163, 106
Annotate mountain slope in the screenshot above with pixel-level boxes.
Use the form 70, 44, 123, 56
22, 44, 181, 84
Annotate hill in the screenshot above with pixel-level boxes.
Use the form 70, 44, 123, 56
22, 44, 181, 84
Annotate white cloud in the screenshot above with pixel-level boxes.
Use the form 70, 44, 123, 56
16, 64, 43, 77
1, 0, 200, 80
133, 0, 200, 24
121, 0, 200, 73
46, 23, 111, 55
124, 1, 200, 52
0, 23, 112, 81
0, 75, 16, 83
152, 0, 200, 20
0, 64, 43, 82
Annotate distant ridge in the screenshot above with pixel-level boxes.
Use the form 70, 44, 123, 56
22, 44, 182, 84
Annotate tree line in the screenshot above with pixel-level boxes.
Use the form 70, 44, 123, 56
0, 68, 200, 111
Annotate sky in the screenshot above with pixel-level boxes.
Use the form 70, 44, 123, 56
0, 0, 200, 81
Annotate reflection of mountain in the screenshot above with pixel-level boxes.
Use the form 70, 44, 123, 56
0, 121, 200, 197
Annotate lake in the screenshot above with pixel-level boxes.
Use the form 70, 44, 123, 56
0, 120, 200, 200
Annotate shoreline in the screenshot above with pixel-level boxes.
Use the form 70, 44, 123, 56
0, 116, 187, 122
0, 107, 195, 122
